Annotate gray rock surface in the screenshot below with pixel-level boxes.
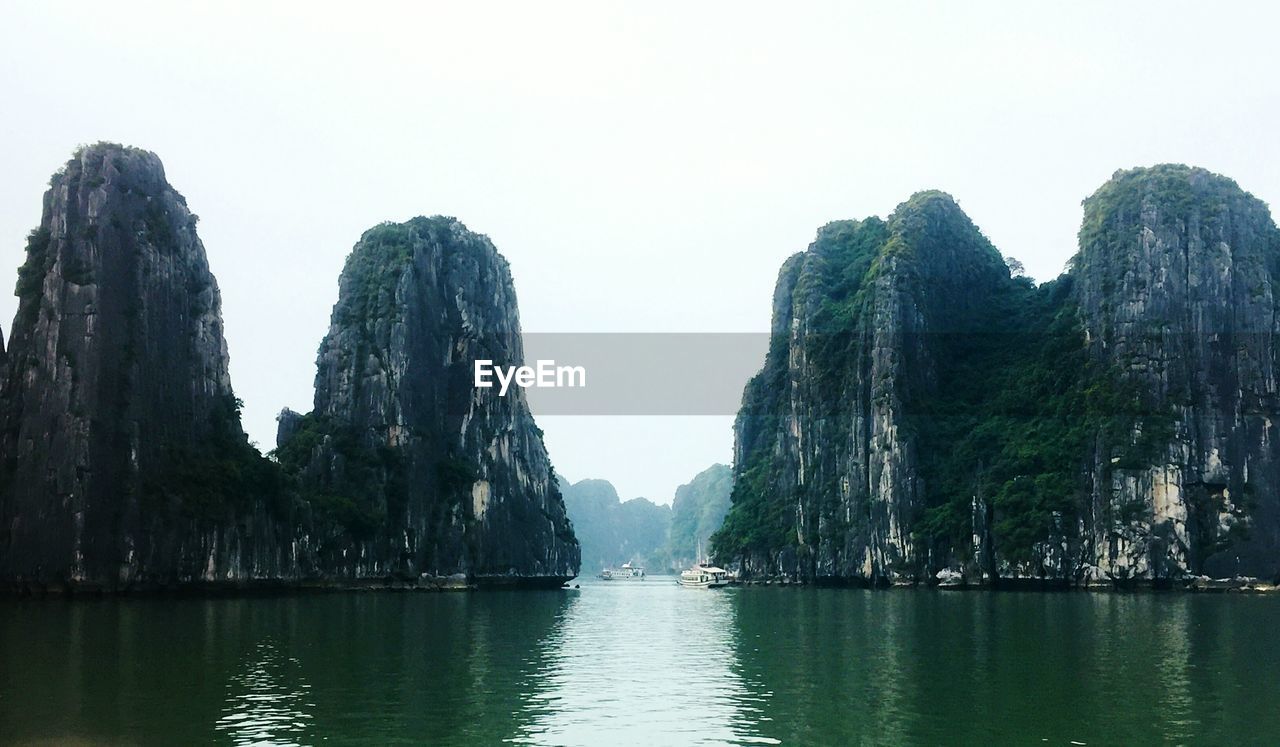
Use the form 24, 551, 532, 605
275, 216, 578, 585
0, 143, 296, 591
1076, 166, 1280, 581
721, 168, 1280, 586
0, 144, 578, 592
727, 194, 1010, 583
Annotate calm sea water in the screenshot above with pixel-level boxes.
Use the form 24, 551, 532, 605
1, 578, 1276, 745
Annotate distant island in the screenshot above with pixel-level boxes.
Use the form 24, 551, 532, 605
561, 464, 731, 573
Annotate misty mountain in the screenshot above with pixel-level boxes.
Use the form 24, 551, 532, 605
665, 464, 733, 567
560, 478, 670, 572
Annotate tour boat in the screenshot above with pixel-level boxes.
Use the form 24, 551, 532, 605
676, 564, 729, 588
598, 562, 646, 581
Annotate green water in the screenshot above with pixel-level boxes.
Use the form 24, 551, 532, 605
1, 579, 1276, 745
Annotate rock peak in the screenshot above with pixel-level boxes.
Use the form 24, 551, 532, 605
717, 167, 1280, 586
0, 144, 271, 590
277, 214, 578, 583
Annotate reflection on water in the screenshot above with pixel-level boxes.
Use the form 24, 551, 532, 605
728, 590, 1280, 744
215, 640, 314, 746
1152, 599, 1195, 743
0, 587, 1278, 744
512, 580, 776, 745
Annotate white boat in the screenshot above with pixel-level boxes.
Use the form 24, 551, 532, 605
676, 564, 729, 588
598, 562, 646, 581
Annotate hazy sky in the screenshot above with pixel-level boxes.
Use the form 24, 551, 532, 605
2, 2, 1279, 504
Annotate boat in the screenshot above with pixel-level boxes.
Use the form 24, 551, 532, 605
597, 562, 646, 581
676, 564, 729, 588
935, 567, 964, 589
676, 540, 731, 588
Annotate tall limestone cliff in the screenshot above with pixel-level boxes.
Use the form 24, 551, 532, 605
274, 217, 579, 585
715, 193, 1013, 583
715, 167, 1280, 586
1076, 166, 1280, 580
0, 143, 289, 591
0, 144, 578, 592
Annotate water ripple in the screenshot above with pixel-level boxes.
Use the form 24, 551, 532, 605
510, 579, 778, 746
215, 640, 315, 746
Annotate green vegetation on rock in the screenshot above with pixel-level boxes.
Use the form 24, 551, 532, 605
333, 221, 418, 329
713, 185, 1183, 574
271, 412, 406, 537
911, 274, 1174, 563
143, 395, 287, 520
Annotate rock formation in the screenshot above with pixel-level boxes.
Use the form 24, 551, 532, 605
714, 167, 1280, 586
274, 216, 578, 585
0, 143, 290, 591
1076, 166, 1280, 581
0, 144, 578, 592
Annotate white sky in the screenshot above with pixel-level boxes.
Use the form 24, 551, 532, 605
2, 2, 1278, 504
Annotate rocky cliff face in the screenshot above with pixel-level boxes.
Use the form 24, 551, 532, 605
715, 167, 1280, 586
716, 193, 1012, 583
1076, 166, 1280, 581
0, 143, 292, 591
274, 217, 578, 585
0, 145, 578, 592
